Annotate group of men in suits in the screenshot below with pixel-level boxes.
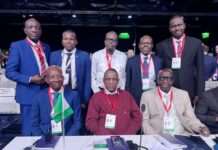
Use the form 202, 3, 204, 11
5, 14, 213, 136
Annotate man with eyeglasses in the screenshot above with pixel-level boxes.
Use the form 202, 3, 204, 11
86, 68, 141, 135
91, 31, 127, 93
140, 68, 210, 136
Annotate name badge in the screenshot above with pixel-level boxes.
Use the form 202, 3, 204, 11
142, 79, 150, 91
163, 116, 174, 131
171, 57, 181, 69
63, 73, 69, 85
51, 120, 62, 134
105, 114, 116, 129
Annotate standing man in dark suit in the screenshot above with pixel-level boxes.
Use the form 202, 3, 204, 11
156, 15, 205, 103
6, 18, 50, 136
125, 35, 163, 105
50, 30, 91, 134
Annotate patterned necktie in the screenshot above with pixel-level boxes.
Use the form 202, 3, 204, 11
34, 45, 46, 75
65, 53, 72, 86
164, 94, 170, 108
143, 56, 149, 78
53, 93, 60, 104
176, 41, 182, 57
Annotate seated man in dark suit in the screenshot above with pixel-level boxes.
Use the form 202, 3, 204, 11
31, 65, 81, 135
195, 87, 218, 134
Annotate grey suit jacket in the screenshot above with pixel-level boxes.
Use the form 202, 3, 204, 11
140, 87, 205, 135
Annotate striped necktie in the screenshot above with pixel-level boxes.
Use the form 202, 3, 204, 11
34, 45, 46, 75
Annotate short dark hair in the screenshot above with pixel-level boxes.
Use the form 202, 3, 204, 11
104, 68, 119, 79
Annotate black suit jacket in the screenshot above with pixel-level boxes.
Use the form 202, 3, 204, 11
156, 36, 205, 98
195, 87, 218, 133
125, 54, 163, 105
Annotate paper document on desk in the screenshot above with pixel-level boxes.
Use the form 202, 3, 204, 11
154, 133, 187, 150
0, 88, 15, 96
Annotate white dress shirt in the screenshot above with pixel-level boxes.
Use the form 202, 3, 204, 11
140, 53, 156, 89
91, 48, 127, 93
61, 48, 77, 89
27, 37, 48, 75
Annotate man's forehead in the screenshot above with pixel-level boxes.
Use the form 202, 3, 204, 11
104, 70, 118, 77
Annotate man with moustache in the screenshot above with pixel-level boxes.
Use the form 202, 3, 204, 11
140, 69, 210, 136
31, 66, 81, 135
125, 35, 163, 105
91, 31, 127, 93
86, 68, 141, 135
50, 30, 91, 134
156, 15, 205, 104
6, 18, 50, 135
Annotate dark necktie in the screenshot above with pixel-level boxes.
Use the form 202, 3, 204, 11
65, 53, 72, 86
143, 56, 149, 78
53, 93, 60, 104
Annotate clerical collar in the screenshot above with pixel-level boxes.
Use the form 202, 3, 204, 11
49, 87, 62, 94
104, 88, 118, 95
63, 48, 76, 55
159, 87, 172, 96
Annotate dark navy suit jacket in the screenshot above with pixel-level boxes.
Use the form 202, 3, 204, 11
31, 87, 81, 135
125, 54, 163, 105
204, 54, 216, 81
6, 39, 50, 105
50, 49, 91, 104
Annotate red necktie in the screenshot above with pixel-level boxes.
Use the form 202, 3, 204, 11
34, 45, 46, 75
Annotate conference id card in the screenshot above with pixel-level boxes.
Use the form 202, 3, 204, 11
164, 116, 175, 131
51, 120, 62, 134
105, 114, 116, 129
63, 73, 69, 85
142, 79, 150, 91
171, 57, 181, 69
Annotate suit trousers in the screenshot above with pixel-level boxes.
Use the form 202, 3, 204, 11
21, 104, 32, 136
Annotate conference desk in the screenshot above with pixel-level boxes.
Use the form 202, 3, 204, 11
3, 134, 217, 150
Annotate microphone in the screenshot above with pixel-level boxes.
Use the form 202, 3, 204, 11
139, 104, 146, 150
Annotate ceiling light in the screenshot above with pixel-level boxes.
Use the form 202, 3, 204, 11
128, 15, 132, 19
72, 14, 77, 18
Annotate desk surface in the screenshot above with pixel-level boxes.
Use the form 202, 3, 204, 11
3, 135, 217, 150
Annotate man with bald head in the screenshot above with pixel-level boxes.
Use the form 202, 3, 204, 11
91, 31, 127, 93
31, 65, 81, 136
125, 35, 163, 105
6, 18, 50, 135
156, 15, 205, 104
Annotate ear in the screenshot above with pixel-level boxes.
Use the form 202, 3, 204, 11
45, 77, 49, 84
24, 27, 27, 35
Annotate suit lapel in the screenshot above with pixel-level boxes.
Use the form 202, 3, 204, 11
75, 49, 80, 77
24, 40, 39, 71
167, 38, 175, 58
136, 55, 142, 80
152, 56, 158, 76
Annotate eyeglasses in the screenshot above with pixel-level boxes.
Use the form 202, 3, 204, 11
105, 38, 118, 42
159, 76, 173, 81
104, 78, 119, 82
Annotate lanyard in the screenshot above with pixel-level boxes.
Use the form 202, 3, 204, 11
140, 56, 151, 77
25, 38, 45, 60
158, 87, 173, 113
103, 91, 118, 112
172, 35, 185, 57
106, 51, 112, 69
48, 87, 63, 109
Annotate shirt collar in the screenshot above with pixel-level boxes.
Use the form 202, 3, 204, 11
140, 52, 151, 59
49, 87, 62, 93
104, 88, 118, 95
159, 87, 172, 96
26, 37, 40, 46
63, 48, 76, 55
104, 48, 118, 57
172, 34, 185, 43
